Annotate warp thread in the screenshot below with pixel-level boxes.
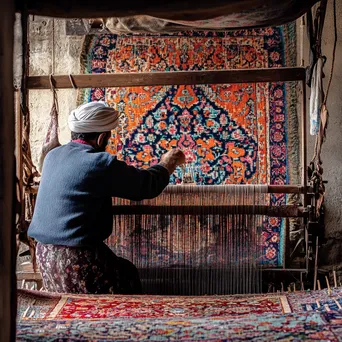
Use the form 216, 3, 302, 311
111, 185, 265, 295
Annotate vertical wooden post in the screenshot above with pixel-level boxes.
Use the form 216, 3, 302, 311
301, 82, 308, 201
313, 236, 319, 291
301, 80, 309, 272
0, 0, 16, 340
333, 270, 337, 288
15, 91, 23, 252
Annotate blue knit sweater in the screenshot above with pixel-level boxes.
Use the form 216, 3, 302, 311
28, 142, 169, 246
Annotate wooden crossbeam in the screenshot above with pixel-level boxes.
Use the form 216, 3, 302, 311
28, 184, 306, 196
27, 68, 305, 89
162, 184, 305, 194
112, 205, 307, 217
16, 271, 42, 281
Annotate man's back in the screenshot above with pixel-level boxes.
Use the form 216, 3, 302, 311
29, 142, 115, 246
28, 142, 169, 246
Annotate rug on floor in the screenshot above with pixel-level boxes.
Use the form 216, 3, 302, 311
17, 288, 342, 340
17, 311, 342, 341
18, 287, 342, 321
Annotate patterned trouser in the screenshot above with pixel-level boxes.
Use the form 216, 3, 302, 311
36, 242, 142, 294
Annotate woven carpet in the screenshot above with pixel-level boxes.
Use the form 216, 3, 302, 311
18, 287, 342, 320
17, 288, 342, 341
80, 25, 299, 268
17, 291, 291, 320
17, 312, 342, 341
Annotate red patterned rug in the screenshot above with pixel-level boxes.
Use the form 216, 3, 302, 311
17, 289, 342, 341
47, 294, 290, 320
18, 289, 293, 320
18, 288, 342, 321
17, 312, 341, 341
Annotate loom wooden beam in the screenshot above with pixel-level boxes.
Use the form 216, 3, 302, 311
300, 80, 309, 272
28, 184, 306, 195
16, 271, 42, 281
27, 68, 305, 89
112, 205, 307, 217
163, 184, 305, 194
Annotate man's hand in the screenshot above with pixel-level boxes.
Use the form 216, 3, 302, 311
159, 149, 186, 175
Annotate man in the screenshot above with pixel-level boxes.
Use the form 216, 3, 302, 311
28, 101, 185, 294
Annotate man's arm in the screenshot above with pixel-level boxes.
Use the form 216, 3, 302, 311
108, 148, 185, 201
158, 149, 186, 175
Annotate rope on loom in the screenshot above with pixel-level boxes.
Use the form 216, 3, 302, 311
69, 74, 78, 89
37, 20, 63, 172
38, 75, 61, 172
306, 0, 328, 86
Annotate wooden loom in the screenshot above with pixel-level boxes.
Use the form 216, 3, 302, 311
13, 0, 331, 297
23, 64, 321, 295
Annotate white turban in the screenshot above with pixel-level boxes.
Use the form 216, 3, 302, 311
68, 101, 120, 133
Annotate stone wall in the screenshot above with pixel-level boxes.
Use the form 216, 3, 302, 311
20, 17, 83, 166
302, 0, 342, 266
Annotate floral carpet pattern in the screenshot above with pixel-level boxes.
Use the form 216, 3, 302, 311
18, 288, 342, 320
80, 25, 299, 267
16, 288, 342, 341
17, 312, 340, 341
43, 295, 290, 320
